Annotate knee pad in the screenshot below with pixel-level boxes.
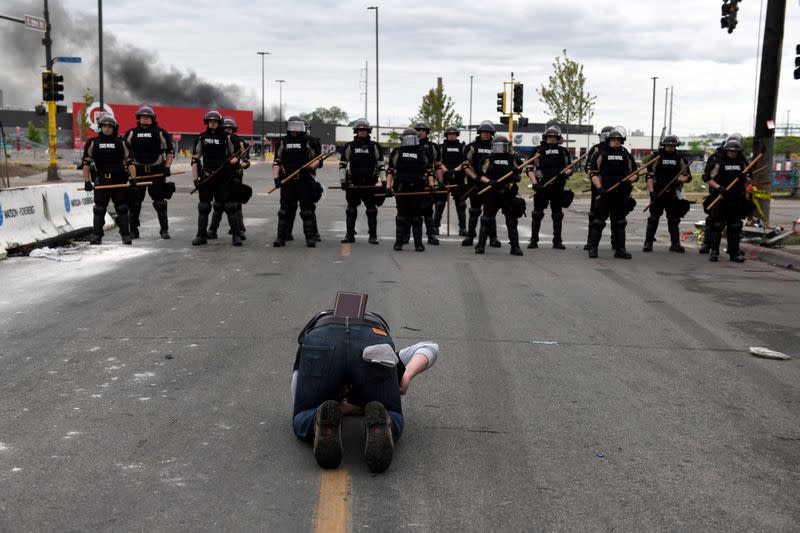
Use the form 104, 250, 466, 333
278, 208, 289, 220
198, 201, 212, 215
456, 200, 467, 210
116, 204, 129, 216
728, 220, 743, 232
469, 207, 482, 217
153, 200, 168, 211
646, 215, 659, 226
551, 212, 564, 222
411, 216, 422, 225
300, 210, 314, 221
346, 207, 358, 218
365, 207, 378, 217
480, 215, 492, 225
711, 220, 726, 233
590, 218, 606, 231
612, 219, 627, 231
532, 210, 545, 222
213, 201, 224, 211
93, 205, 106, 216
224, 202, 238, 215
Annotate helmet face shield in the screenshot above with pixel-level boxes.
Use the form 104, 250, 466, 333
491, 136, 509, 154
401, 134, 418, 147
287, 120, 306, 133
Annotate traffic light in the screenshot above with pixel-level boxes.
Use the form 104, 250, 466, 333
41, 71, 52, 101
720, 0, 739, 34
51, 73, 64, 102
795, 44, 800, 80
513, 84, 523, 113
496, 91, 506, 114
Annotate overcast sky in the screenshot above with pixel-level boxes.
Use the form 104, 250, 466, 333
2, 0, 799, 136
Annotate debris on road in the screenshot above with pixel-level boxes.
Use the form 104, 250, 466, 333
749, 347, 791, 360
529, 340, 559, 346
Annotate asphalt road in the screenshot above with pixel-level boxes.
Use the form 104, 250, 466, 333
1, 162, 799, 532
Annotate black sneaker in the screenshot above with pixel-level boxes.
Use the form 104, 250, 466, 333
314, 400, 343, 469
475, 245, 485, 254
698, 244, 709, 255
489, 238, 502, 248
709, 250, 719, 262
669, 244, 685, 253
273, 239, 285, 248
363, 401, 393, 473
527, 242, 538, 249
642, 242, 653, 252
393, 242, 403, 251
192, 235, 207, 246
207, 230, 218, 240
427, 235, 440, 245
461, 237, 474, 247
552, 242, 566, 250
614, 248, 632, 259
588, 248, 599, 259
414, 243, 425, 252
510, 246, 523, 256
341, 235, 355, 244
121, 234, 133, 245
306, 240, 316, 248
239, 232, 247, 241
368, 236, 380, 245
89, 234, 102, 245
160, 230, 171, 240
730, 254, 745, 263
232, 234, 243, 247
583, 243, 591, 251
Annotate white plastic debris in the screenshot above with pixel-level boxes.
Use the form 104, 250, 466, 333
749, 347, 791, 360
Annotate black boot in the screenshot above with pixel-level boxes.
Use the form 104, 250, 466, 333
456, 201, 467, 236
727, 221, 744, 262
207, 203, 223, 239
129, 203, 140, 239
412, 217, 425, 252
116, 205, 132, 245
225, 203, 242, 247
643, 215, 658, 252
341, 207, 357, 243
153, 200, 170, 239
425, 215, 439, 245
667, 218, 684, 253
528, 210, 542, 249
91, 204, 106, 245
301, 209, 316, 247
552, 212, 565, 249
393, 216, 407, 251
462, 207, 480, 246
433, 203, 444, 236
367, 208, 379, 244
489, 218, 501, 248
612, 219, 631, 259
587, 218, 605, 259
475, 216, 489, 254
273, 208, 289, 247
193, 201, 210, 246
507, 216, 523, 256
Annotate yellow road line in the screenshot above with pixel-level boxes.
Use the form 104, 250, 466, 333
341, 243, 352, 257
313, 469, 350, 533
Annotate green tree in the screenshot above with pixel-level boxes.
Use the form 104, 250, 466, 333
687, 139, 714, 157
410, 79, 462, 142
26, 121, 42, 144
301, 106, 350, 125
537, 50, 596, 128
385, 130, 401, 149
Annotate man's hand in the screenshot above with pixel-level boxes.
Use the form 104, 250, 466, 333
84, 181, 94, 192
533, 181, 544, 191
274, 177, 282, 189
400, 373, 412, 395
230, 157, 239, 165
716, 185, 727, 197
384, 186, 394, 198
678, 175, 689, 183
596, 186, 608, 195
128, 177, 137, 188
649, 191, 658, 201
564, 168, 574, 177
163, 166, 171, 177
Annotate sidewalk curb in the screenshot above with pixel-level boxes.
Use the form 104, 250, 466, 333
741, 243, 798, 270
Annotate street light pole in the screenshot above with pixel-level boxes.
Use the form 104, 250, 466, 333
650, 76, 658, 152
367, 6, 379, 141
257, 51, 270, 156
275, 80, 285, 136
98, 0, 103, 111
469, 75, 473, 140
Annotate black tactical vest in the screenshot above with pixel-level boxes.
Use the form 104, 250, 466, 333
716, 156, 746, 193
440, 140, 465, 168
281, 134, 311, 174
469, 139, 493, 172
198, 128, 228, 169
91, 134, 127, 176
599, 146, 632, 188
485, 154, 517, 194
127, 126, 164, 165
536, 144, 567, 178
347, 138, 379, 183
652, 149, 683, 188
394, 145, 427, 189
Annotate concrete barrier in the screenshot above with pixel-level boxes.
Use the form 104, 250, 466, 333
0, 183, 114, 258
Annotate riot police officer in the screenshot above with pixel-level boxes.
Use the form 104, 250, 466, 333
702, 139, 751, 263
643, 135, 692, 253
437, 125, 468, 236
698, 133, 744, 254
123, 106, 174, 239
386, 128, 434, 252
582, 126, 614, 250
339, 119, 385, 244
207, 117, 250, 241
526, 126, 572, 249
272, 116, 321, 248
190, 110, 241, 246
475, 136, 525, 256
414, 121, 442, 245
82, 114, 137, 245
463, 121, 500, 248
587, 129, 638, 259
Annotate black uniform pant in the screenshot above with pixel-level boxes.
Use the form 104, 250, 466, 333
530, 182, 565, 245
196, 178, 239, 238
209, 178, 245, 236
277, 179, 317, 243
645, 196, 684, 247
588, 192, 632, 251
705, 203, 744, 258
394, 191, 425, 246
344, 188, 379, 238
129, 165, 168, 233
466, 186, 497, 240
478, 192, 520, 248
93, 178, 130, 239
433, 182, 468, 233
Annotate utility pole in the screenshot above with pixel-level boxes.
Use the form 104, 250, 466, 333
360, 61, 368, 121
275, 80, 285, 136
663, 87, 669, 136
43, 0, 59, 181
753, 0, 786, 224
367, 7, 379, 141
257, 51, 270, 157
650, 76, 658, 152
668, 86, 674, 135
98, 0, 103, 111
468, 75, 474, 140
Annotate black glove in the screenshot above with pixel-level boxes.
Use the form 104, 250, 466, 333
163, 166, 171, 178
716, 186, 727, 197
384, 187, 394, 198
533, 182, 544, 191
84, 181, 94, 192
194, 177, 203, 188
274, 177, 282, 189
649, 191, 658, 201
128, 177, 137, 188
489, 179, 499, 187
340, 180, 350, 190
428, 185, 437, 195
596, 186, 608, 195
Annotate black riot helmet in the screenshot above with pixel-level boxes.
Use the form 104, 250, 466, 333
287, 115, 306, 134
414, 120, 431, 133
97, 113, 118, 134
491, 135, 510, 154
400, 128, 419, 147
726, 133, 744, 144
544, 126, 563, 144
204, 109, 223, 126
599, 125, 614, 142
606, 129, 625, 145
444, 125, 460, 137
660, 135, 679, 147
477, 120, 495, 134
613, 126, 628, 143
723, 139, 743, 152
352, 118, 372, 133
136, 105, 156, 122
222, 117, 238, 132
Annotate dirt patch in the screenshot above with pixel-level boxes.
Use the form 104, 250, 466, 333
2, 162, 49, 178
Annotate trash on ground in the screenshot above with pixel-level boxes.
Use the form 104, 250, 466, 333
749, 347, 791, 360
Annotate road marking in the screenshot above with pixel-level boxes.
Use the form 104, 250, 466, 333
341, 243, 351, 257
313, 469, 350, 533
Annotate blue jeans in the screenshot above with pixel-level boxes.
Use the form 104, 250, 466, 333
292, 321, 404, 443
